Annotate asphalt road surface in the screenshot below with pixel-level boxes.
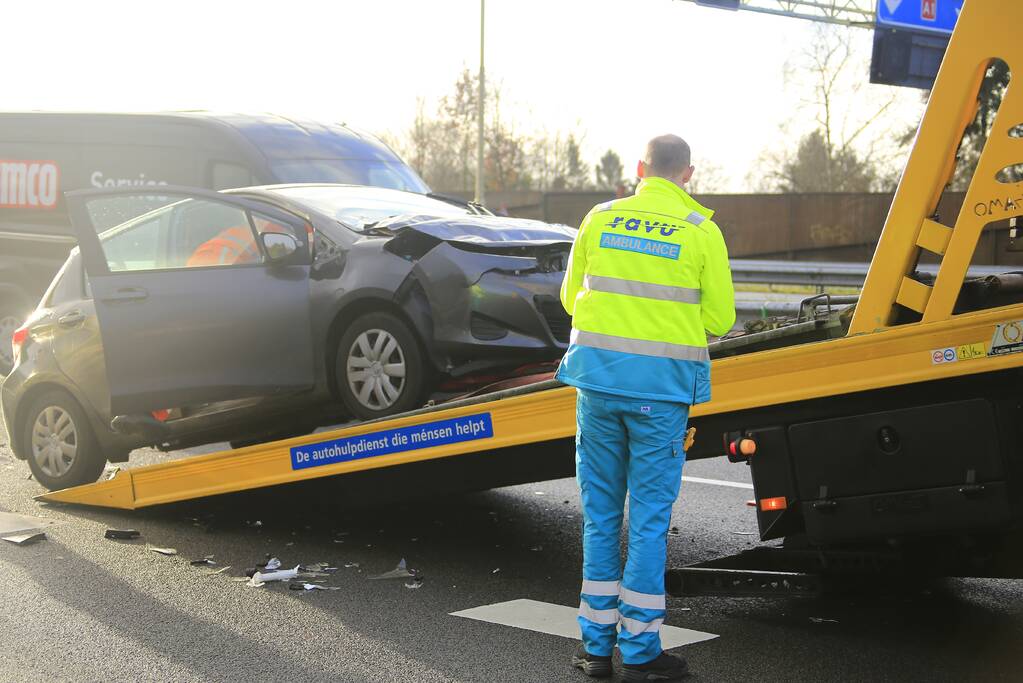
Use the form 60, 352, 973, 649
1, 419, 1021, 682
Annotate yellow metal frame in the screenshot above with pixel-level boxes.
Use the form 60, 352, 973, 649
851, 0, 1023, 333
38, 0, 1023, 510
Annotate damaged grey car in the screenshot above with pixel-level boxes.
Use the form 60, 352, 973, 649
1, 184, 572, 489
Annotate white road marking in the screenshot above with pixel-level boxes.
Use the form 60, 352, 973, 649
451, 599, 718, 649
681, 476, 754, 490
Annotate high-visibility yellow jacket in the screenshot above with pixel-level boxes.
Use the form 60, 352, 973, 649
555, 177, 735, 404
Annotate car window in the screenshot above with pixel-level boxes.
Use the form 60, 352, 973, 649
87, 196, 264, 272
270, 185, 470, 232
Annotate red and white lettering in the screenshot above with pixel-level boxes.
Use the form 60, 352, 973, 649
0, 160, 60, 209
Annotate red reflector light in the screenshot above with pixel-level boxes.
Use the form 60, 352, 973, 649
10, 324, 29, 366
151, 409, 170, 422
759, 497, 787, 511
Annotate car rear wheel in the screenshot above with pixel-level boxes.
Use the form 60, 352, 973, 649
336, 312, 427, 420
21, 390, 106, 490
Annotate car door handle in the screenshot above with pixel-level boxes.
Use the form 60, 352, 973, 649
102, 287, 149, 303
58, 311, 86, 327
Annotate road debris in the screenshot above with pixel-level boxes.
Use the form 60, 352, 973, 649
668, 526, 681, 537
301, 563, 338, 574
492, 568, 501, 574
530, 545, 543, 552
405, 577, 424, 589
344, 562, 360, 569
810, 617, 839, 624
190, 557, 217, 566
264, 557, 282, 570
369, 558, 418, 580
247, 566, 301, 587
289, 582, 341, 591
105, 528, 141, 540
206, 566, 232, 576
731, 531, 757, 536
148, 546, 178, 556
3, 531, 46, 545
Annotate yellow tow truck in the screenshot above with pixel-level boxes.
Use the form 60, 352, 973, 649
40, 0, 1023, 595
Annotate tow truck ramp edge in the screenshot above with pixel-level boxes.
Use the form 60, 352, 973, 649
37, 1, 1023, 589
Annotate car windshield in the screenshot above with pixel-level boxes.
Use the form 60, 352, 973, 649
270, 159, 430, 194
270, 185, 472, 232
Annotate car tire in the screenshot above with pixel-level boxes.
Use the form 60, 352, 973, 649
21, 389, 106, 490
336, 312, 427, 420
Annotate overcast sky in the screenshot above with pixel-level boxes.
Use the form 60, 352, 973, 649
4, 0, 926, 191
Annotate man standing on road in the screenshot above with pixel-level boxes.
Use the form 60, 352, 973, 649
557, 134, 735, 681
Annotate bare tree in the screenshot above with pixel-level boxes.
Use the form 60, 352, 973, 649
760, 26, 902, 193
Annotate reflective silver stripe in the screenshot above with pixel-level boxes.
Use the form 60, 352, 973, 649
620, 588, 666, 611
685, 210, 706, 225
581, 579, 621, 596
620, 616, 664, 635
585, 274, 700, 304
579, 601, 620, 625
595, 201, 614, 212
571, 329, 710, 362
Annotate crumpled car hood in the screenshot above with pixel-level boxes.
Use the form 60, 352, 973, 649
374, 214, 576, 247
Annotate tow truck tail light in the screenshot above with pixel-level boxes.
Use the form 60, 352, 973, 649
151, 409, 171, 422
10, 324, 29, 367
759, 496, 787, 512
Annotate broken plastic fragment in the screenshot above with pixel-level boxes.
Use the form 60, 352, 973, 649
246, 575, 266, 588
344, 562, 360, 569
668, 527, 681, 537
207, 566, 232, 576
530, 545, 543, 552
250, 566, 300, 584
190, 557, 216, 566
492, 568, 501, 574
301, 563, 338, 573
289, 582, 341, 591
264, 557, 282, 570
731, 531, 757, 536
810, 617, 839, 624
105, 528, 140, 540
369, 558, 417, 580
404, 577, 424, 589
2, 532, 46, 545
148, 546, 178, 556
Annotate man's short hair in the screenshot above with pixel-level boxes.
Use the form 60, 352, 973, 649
645, 135, 691, 177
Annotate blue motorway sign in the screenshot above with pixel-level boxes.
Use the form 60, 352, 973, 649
876, 0, 963, 35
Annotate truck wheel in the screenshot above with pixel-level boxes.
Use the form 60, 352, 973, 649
336, 312, 427, 420
21, 389, 106, 490
0, 306, 25, 376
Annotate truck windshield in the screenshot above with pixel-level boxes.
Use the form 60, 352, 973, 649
270, 159, 429, 194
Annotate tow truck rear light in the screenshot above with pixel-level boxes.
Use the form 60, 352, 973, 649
151, 409, 171, 422
10, 324, 29, 367
759, 496, 787, 512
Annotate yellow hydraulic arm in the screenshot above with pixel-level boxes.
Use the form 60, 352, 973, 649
39, 0, 1023, 510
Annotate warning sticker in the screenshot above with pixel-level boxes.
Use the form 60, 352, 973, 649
931, 342, 987, 365
989, 320, 1023, 356
290, 412, 494, 470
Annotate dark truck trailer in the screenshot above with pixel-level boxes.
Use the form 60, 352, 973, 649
0, 111, 429, 373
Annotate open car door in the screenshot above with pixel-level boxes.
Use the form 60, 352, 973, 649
66, 186, 316, 417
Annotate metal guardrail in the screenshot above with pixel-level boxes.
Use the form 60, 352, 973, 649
730, 259, 1010, 288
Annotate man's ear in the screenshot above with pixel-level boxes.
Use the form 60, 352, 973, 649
682, 165, 695, 184
636, 160, 646, 179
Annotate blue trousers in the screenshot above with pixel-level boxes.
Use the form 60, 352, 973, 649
575, 388, 688, 665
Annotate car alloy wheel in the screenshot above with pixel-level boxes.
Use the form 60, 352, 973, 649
0, 313, 20, 374
346, 328, 407, 411
30, 405, 78, 479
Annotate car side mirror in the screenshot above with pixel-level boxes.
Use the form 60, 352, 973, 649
261, 232, 300, 264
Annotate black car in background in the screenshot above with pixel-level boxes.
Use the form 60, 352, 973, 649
1, 184, 572, 489
0, 111, 431, 375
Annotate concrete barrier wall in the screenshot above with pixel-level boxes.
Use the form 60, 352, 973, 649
441, 189, 1021, 266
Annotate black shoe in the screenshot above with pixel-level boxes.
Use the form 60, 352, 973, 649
621, 652, 689, 681
571, 645, 612, 678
